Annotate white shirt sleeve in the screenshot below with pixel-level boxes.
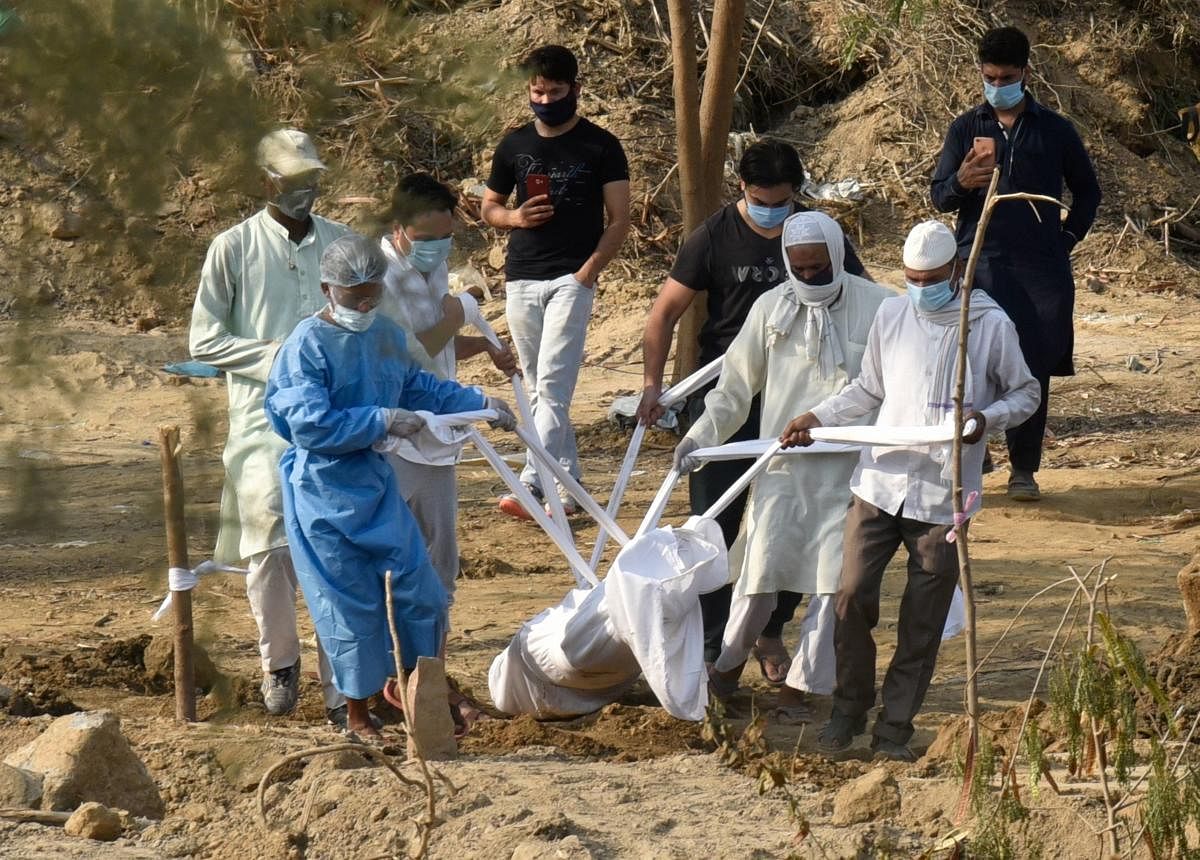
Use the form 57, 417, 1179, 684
188, 233, 280, 383
979, 314, 1041, 433
684, 298, 768, 449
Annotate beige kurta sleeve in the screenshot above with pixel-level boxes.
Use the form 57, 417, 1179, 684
684, 293, 771, 449
189, 231, 281, 383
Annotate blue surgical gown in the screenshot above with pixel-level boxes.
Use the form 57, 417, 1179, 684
265, 314, 486, 699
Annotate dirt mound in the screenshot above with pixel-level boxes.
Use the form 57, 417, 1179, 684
1150, 629, 1200, 718
0, 636, 159, 697
463, 704, 711, 761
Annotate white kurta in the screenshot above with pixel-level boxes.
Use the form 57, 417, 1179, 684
685, 275, 891, 595
378, 238, 455, 380
189, 209, 351, 562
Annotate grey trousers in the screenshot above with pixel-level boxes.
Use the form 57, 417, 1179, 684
389, 456, 460, 604
833, 495, 959, 745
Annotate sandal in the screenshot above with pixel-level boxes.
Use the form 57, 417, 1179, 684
707, 664, 741, 702
752, 639, 791, 686
382, 678, 406, 716
448, 687, 489, 739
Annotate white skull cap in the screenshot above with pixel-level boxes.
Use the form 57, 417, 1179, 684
903, 220, 958, 270
782, 212, 828, 246
257, 129, 326, 178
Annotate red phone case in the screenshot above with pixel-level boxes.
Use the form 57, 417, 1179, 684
525, 174, 550, 199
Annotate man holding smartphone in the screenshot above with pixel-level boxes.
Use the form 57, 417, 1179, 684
482, 44, 631, 518
931, 26, 1101, 501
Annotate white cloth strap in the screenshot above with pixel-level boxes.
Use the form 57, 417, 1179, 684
152, 560, 248, 622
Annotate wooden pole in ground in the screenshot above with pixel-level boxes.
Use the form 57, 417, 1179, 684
951, 170, 1069, 816
158, 424, 196, 723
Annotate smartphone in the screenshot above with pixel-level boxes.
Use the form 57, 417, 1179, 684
525, 173, 550, 200
973, 136, 996, 166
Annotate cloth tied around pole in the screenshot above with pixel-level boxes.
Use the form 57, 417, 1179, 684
947, 490, 980, 544
152, 560, 249, 621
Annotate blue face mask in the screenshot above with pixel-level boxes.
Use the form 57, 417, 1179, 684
906, 278, 956, 313
745, 200, 792, 229
406, 235, 453, 273
983, 77, 1025, 110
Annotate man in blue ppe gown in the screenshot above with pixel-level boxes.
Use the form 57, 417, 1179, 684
265, 234, 516, 737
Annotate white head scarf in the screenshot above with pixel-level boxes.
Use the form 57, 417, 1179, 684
766, 210, 847, 379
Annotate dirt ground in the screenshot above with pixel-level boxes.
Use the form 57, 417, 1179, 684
0, 260, 1198, 857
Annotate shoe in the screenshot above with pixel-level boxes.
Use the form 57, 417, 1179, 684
870, 736, 917, 762
498, 484, 543, 521
1006, 469, 1041, 502
326, 704, 382, 732
261, 661, 301, 715
981, 448, 995, 475
546, 485, 580, 517
817, 710, 867, 753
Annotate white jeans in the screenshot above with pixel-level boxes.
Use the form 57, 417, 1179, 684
390, 456, 460, 604
505, 274, 595, 491
247, 546, 344, 709
714, 591, 837, 695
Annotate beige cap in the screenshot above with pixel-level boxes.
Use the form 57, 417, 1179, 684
256, 129, 326, 178
903, 220, 958, 270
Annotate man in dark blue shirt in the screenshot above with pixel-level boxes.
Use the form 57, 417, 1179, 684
931, 26, 1100, 501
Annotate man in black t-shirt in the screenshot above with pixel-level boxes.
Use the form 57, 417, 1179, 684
637, 139, 867, 680
482, 45, 631, 520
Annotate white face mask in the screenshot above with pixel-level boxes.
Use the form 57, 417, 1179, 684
328, 302, 376, 333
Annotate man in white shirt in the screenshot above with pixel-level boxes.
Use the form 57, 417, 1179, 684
190, 129, 348, 724
379, 172, 517, 733
780, 220, 1039, 760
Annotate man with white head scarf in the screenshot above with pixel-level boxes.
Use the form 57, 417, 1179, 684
672, 211, 890, 719
781, 220, 1039, 760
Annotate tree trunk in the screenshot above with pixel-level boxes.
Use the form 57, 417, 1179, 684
669, 0, 745, 384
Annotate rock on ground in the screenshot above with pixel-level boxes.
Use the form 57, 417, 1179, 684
2, 710, 164, 818
0, 761, 41, 808
831, 767, 901, 826
143, 634, 219, 692
64, 801, 123, 841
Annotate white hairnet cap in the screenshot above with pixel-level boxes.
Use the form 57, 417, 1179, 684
320, 234, 389, 288
257, 129, 326, 178
903, 220, 958, 270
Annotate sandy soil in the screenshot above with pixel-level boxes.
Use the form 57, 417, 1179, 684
0, 267, 1198, 857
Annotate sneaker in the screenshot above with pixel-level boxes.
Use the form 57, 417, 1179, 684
817, 710, 867, 753
498, 484, 543, 521
547, 485, 580, 517
261, 661, 301, 715
326, 704, 383, 732
870, 736, 917, 762
1006, 469, 1041, 502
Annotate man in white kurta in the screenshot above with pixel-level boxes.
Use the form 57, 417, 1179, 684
189, 130, 349, 720
781, 220, 1040, 760
673, 212, 890, 718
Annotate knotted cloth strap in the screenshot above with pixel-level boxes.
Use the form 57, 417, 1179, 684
152, 560, 249, 621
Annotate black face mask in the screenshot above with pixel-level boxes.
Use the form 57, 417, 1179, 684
530, 89, 578, 127
798, 265, 834, 286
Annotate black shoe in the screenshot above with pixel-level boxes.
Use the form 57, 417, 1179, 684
870, 736, 916, 762
817, 711, 867, 753
981, 448, 995, 475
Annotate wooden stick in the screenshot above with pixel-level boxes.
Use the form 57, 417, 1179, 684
0, 809, 72, 826
158, 425, 196, 723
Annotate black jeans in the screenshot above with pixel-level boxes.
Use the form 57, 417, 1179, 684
687, 390, 801, 662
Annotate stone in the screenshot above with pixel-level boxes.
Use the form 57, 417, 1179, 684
0, 762, 41, 808
143, 634, 219, 692
1179, 550, 1200, 637
64, 801, 123, 841
831, 767, 901, 826
32, 203, 84, 240
3, 710, 164, 818
406, 656, 457, 762
510, 835, 592, 860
